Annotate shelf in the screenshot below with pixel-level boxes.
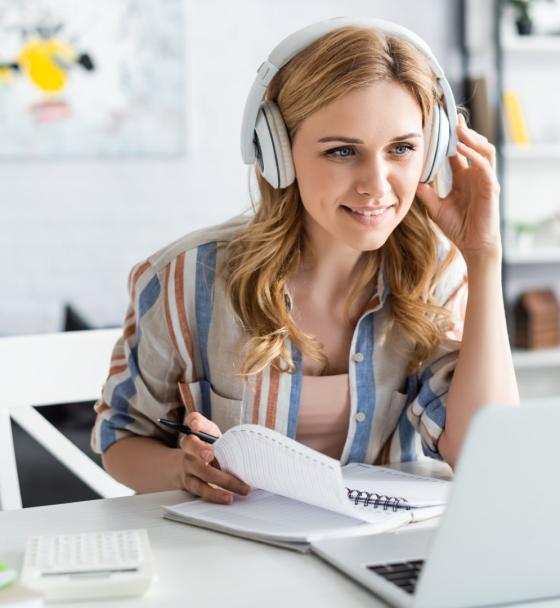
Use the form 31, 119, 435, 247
505, 248, 560, 264
503, 35, 560, 53
513, 346, 560, 369
503, 143, 560, 159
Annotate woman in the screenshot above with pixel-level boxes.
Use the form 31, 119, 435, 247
92, 19, 519, 504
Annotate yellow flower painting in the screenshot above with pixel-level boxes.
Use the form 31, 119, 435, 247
0, 0, 185, 157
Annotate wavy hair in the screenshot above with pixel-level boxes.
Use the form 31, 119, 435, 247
224, 26, 458, 378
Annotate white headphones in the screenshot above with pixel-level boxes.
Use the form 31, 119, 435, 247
240, 17, 458, 190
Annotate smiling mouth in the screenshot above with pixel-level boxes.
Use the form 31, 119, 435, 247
341, 204, 396, 217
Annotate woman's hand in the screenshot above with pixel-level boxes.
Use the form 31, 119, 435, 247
415, 114, 501, 263
178, 412, 251, 504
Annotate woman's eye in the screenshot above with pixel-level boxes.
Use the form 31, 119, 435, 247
392, 143, 416, 157
325, 146, 355, 159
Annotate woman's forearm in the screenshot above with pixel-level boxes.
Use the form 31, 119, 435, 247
439, 251, 520, 467
101, 435, 184, 493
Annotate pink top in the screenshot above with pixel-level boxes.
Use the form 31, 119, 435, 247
295, 374, 350, 460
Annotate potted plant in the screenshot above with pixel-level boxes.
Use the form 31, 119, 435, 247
505, 0, 557, 35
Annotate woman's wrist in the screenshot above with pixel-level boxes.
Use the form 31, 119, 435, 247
462, 244, 502, 274
169, 446, 186, 490
102, 436, 187, 493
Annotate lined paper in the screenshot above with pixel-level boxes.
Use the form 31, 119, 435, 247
213, 425, 449, 522
164, 489, 411, 543
164, 425, 450, 544
214, 425, 356, 517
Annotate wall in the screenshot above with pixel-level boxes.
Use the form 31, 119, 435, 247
0, 0, 463, 336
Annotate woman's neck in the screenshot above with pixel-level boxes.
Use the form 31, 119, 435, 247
293, 217, 369, 305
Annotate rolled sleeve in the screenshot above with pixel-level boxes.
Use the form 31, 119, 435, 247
407, 345, 459, 459
91, 261, 185, 454
407, 249, 468, 459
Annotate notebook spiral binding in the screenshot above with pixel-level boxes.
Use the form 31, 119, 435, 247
346, 487, 411, 512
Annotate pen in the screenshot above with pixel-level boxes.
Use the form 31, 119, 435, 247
158, 418, 218, 444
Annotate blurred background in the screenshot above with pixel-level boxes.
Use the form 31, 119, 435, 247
1, 0, 559, 506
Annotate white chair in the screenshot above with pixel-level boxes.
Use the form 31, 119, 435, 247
0, 329, 133, 510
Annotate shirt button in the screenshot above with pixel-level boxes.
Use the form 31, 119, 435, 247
352, 352, 364, 363
355, 412, 366, 423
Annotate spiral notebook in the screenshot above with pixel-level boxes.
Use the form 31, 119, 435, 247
163, 424, 451, 552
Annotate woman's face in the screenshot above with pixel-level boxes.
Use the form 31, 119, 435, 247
291, 81, 426, 252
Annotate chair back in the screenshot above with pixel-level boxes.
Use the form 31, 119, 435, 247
0, 329, 133, 510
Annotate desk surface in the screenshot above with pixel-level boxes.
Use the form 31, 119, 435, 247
2, 460, 556, 608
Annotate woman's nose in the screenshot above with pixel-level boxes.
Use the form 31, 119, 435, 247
354, 159, 392, 199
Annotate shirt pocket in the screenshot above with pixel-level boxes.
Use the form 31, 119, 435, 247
209, 385, 244, 432
178, 380, 244, 433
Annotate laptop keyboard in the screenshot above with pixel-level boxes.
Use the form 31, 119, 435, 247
367, 559, 425, 594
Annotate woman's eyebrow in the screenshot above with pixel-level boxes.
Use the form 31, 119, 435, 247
318, 132, 422, 144
389, 132, 422, 142
318, 136, 364, 144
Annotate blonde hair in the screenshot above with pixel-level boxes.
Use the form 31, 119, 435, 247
224, 26, 457, 378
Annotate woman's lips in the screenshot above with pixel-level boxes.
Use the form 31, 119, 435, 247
340, 203, 396, 225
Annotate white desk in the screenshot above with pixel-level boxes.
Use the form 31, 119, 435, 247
2, 460, 556, 608
0, 461, 446, 607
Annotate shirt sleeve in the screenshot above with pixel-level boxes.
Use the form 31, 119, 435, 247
406, 250, 469, 460
90, 260, 186, 454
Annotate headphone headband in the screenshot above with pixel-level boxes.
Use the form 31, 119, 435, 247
241, 17, 457, 164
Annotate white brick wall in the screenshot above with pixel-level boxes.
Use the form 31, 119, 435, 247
0, 0, 462, 336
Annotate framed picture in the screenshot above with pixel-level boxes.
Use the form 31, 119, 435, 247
0, 0, 185, 158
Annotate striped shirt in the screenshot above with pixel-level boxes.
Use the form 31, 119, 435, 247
91, 214, 468, 464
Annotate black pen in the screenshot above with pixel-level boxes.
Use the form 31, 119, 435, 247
158, 418, 218, 444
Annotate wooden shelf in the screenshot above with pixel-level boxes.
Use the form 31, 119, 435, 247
503, 35, 560, 53
513, 346, 560, 369
503, 143, 560, 159
505, 248, 560, 264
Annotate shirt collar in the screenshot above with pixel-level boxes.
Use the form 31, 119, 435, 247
363, 252, 390, 314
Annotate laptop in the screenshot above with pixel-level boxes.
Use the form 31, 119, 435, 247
311, 404, 560, 608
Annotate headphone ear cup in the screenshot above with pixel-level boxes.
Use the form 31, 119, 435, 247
420, 104, 450, 184
253, 101, 295, 189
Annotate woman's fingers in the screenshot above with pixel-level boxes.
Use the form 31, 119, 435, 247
449, 150, 469, 172
180, 433, 215, 461
456, 141, 492, 173
177, 412, 251, 503
188, 455, 250, 495
450, 115, 470, 171
179, 453, 251, 504
456, 117, 496, 169
179, 412, 221, 466
184, 411, 222, 437
182, 473, 233, 504
177, 412, 251, 504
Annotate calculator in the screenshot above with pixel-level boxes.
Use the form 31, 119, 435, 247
20, 529, 155, 601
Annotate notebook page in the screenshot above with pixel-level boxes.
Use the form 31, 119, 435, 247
342, 462, 451, 508
214, 425, 368, 520
164, 490, 406, 542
